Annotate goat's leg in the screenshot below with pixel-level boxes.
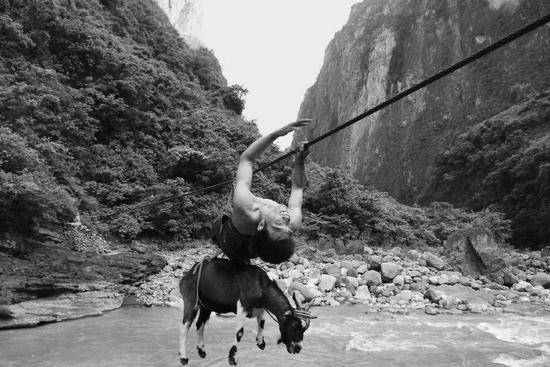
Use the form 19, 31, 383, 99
196, 307, 211, 359
255, 309, 266, 350
179, 304, 198, 365
228, 300, 246, 366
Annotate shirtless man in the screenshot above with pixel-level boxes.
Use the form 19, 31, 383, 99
212, 119, 311, 264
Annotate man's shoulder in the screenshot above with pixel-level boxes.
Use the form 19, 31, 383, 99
231, 206, 259, 235
258, 197, 281, 207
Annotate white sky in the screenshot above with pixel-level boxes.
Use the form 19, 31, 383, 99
200, 0, 359, 148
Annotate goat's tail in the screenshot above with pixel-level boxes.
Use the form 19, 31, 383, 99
179, 262, 200, 307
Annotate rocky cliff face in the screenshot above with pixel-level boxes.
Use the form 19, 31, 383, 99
294, 0, 550, 204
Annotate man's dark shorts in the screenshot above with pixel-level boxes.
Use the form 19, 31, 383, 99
211, 215, 257, 262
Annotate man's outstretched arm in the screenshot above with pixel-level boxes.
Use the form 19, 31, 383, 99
233, 120, 311, 210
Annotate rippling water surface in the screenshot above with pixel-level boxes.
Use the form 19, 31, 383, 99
1, 305, 550, 367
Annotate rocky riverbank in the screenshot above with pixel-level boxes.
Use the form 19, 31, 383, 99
136, 234, 550, 317
2, 228, 550, 330
0, 237, 166, 329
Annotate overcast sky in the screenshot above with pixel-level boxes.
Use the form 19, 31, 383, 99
200, 0, 359, 148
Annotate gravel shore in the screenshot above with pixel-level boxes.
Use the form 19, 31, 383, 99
136, 240, 550, 316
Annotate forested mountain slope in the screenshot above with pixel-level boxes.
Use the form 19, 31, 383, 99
0, 0, 264, 245
426, 91, 550, 247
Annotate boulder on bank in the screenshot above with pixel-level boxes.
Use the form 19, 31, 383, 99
362, 270, 382, 286
423, 252, 445, 270
369, 255, 382, 271
531, 273, 550, 289
324, 264, 341, 277
424, 289, 445, 303
445, 227, 506, 279
319, 274, 337, 292
503, 272, 519, 287
405, 249, 421, 260
433, 284, 494, 311
425, 304, 438, 315
514, 281, 534, 293
381, 262, 401, 281
393, 275, 405, 286
341, 260, 360, 271
289, 282, 322, 301
392, 290, 415, 303
355, 285, 372, 301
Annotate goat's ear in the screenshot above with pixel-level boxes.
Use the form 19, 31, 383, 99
257, 218, 266, 231
284, 310, 292, 317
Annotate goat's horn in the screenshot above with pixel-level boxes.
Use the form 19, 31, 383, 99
294, 310, 317, 319
292, 291, 303, 310
304, 317, 311, 332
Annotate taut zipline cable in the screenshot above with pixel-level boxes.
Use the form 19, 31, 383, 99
125, 12, 550, 209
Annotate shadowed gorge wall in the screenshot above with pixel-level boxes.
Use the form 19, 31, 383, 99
294, 0, 550, 204
293, 0, 550, 247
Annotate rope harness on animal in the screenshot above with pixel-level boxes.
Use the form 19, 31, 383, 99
130, 11, 550, 207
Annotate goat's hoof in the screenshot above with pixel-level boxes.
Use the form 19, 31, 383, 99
228, 345, 238, 365
179, 357, 189, 365
197, 346, 206, 358
257, 340, 266, 350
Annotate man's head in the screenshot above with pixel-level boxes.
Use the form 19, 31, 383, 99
258, 204, 294, 235
252, 208, 295, 263
253, 230, 294, 264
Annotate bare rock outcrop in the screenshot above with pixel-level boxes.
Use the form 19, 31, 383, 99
0, 244, 166, 329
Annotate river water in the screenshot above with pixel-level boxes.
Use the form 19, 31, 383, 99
1, 305, 550, 367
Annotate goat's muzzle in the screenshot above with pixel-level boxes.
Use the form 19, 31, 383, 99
286, 342, 302, 354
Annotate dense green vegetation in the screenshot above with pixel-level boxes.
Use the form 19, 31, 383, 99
302, 164, 510, 252
427, 91, 550, 248
0, 0, 276, 244
0, 0, 510, 252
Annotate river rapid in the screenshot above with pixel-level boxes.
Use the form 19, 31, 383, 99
1, 305, 550, 367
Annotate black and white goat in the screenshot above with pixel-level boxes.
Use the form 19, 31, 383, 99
178, 258, 315, 366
